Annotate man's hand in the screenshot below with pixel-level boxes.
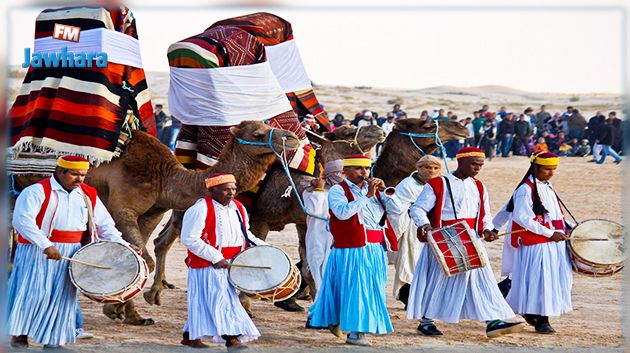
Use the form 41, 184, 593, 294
129, 244, 143, 256
366, 178, 385, 198
312, 177, 326, 190
483, 229, 499, 242
550, 231, 569, 242
43, 246, 61, 260
213, 259, 230, 269
417, 224, 432, 242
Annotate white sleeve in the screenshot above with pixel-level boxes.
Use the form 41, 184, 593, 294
93, 197, 129, 245
512, 185, 555, 238
12, 184, 53, 250
328, 184, 369, 220
492, 202, 511, 230
389, 179, 419, 215
410, 184, 436, 228
303, 190, 328, 218
481, 183, 494, 231
180, 201, 224, 263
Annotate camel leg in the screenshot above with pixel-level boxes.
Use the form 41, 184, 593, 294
239, 293, 254, 318
144, 211, 183, 306
249, 220, 270, 241
296, 224, 316, 300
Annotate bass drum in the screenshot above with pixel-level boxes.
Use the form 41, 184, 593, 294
568, 219, 625, 276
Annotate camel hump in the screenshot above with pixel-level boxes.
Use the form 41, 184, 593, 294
117, 129, 181, 174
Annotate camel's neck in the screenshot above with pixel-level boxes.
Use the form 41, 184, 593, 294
372, 133, 437, 187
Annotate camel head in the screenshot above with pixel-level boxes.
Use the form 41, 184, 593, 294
392, 118, 469, 153
323, 125, 385, 156
229, 120, 300, 157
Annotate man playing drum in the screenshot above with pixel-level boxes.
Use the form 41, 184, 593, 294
307, 155, 398, 347
8, 156, 137, 349
502, 152, 572, 334
180, 173, 268, 350
407, 146, 525, 338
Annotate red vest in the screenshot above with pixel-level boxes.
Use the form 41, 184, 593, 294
185, 197, 250, 268
328, 181, 398, 251
426, 176, 486, 235
511, 179, 565, 247
17, 177, 98, 245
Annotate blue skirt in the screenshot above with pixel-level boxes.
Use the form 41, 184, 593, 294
7, 242, 81, 346
308, 243, 393, 334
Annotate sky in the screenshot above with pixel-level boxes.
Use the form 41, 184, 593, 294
5, 3, 626, 94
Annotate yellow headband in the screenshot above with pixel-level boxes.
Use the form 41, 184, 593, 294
455, 151, 485, 159
530, 155, 560, 166
205, 174, 236, 189
343, 158, 372, 167
57, 157, 90, 170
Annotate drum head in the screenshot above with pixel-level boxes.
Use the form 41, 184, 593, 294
229, 246, 291, 292
70, 241, 140, 295
570, 220, 625, 265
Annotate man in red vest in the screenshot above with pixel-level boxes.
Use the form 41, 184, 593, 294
180, 173, 267, 350
9, 156, 136, 349
307, 155, 398, 347
407, 147, 525, 338
503, 152, 572, 334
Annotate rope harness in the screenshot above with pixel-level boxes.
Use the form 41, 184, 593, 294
396, 119, 451, 173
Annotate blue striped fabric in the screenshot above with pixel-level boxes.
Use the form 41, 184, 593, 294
183, 267, 260, 343
308, 243, 394, 334
7, 242, 81, 346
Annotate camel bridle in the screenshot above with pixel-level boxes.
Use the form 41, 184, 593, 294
396, 119, 451, 173
331, 126, 369, 155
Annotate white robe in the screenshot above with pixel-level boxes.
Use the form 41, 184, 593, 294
387, 174, 426, 299
505, 177, 573, 316
492, 202, 515, 277
406, 173, 515, 323
181, 198, 267, 342
303, 190, 333, 293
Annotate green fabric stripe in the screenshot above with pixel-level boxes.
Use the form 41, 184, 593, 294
167, 49, 219, 68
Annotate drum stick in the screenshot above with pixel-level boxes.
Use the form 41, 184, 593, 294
496, 229, 527, 238
229, 264, 272, 270
61, 256, 112, 270
571, 238, 608, 242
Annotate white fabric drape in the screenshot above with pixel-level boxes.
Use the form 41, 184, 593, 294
265, 40, 312, 93
168, 62, 292, 126
33, 28, 143, 68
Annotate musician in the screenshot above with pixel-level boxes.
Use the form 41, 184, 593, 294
307, 154, 398, 346
8, 156, 135, 349
503, 152, 572, 334
387, 155, 443, 307
407, 147, 524, 338
180, 173, 267, 350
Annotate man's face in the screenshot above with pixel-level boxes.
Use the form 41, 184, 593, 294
416, 163, 441, 181
344, 166, 370, 184
387, 112, 394, 119
535, 165, 557, 182
56, 168, 87, 190
541, 105, 546, 112
458, 157, 485, 178
211, 182, 237, 206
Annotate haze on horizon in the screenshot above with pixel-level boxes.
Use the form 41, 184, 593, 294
7, 6, 624, 94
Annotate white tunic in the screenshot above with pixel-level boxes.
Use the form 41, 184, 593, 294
303, 190, 333, 293
387, 174, 426, 298
492, 202, 515, 277
180, 198, 267, 342
406, 173, 515, 323
505, 177, 573, 316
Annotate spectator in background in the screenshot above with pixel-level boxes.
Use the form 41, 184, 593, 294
514, 114, 532, 156
169, 116, 182, 152
377, 112, 390, 127
533, 105, 550, 137
575, 139, 592, 157
352, 112, 364, 126
342, 119, 353, 128
562, 106, 574, 119
332, 113, 345, 128
154, 104, 169, 144
419, 110, 429, 122
478, 119, 497, 160
392, 104, 406, 119
397, 112, 408, 120
567, 108, 587, 140
464, 117, 475, 147
444, 115, 462, 158
596, 116, 623, 165
382, 114, 396, 135
497, 106, 508, 119
549, 131, 566, 154
587, 111, 606, 162
472, 111, 485, 146
358, 111, 377, 128
497, 113, 516, 157
302, 114, 320, 132
534, 137, 548, 154
436, 109, 448, 121
610, 112, 623, 153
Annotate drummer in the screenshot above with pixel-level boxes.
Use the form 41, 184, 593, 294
407, 146, 524, 338
180, 173, 268, 351
8, 156, 137, 349
502, 152, 573, 334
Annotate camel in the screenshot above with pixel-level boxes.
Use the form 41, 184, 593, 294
12, 121, 300, 325
144, 125, 386, 306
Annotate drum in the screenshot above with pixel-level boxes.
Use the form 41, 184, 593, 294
228, 245, 301, 302
69, 241, 149, 303
568, 219, 625, 276
427, 220, 487, 277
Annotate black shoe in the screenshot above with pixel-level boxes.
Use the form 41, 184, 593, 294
417, 322, 443, 336
10, 335, 28, 348
522, 314, 539, 326
398, 283, 411, 307
535, 322, 556, 334
587, 159, 597, 163
486, 320, 526, 338
305, 317, 324, 330
615, 159, 623, 165
274, 299, 305, 312
497, 277, 512, 298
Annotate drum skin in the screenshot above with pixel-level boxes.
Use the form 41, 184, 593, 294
69, 241, 149, 303
228, 245, 301, 302
568, 219, 625, 276
427, 221, 486, 277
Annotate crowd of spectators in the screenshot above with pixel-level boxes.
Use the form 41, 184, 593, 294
319, 103, 624, 164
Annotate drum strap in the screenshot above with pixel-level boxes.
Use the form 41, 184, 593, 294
375, 191, 388, 227
81, 190, 98, 245
553, 191, 579, 226
234, 208, 255, 247
443, 177, 459, 222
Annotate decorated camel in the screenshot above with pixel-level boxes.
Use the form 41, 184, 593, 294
13, 121, 300, 325
144, 125, 386, 306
